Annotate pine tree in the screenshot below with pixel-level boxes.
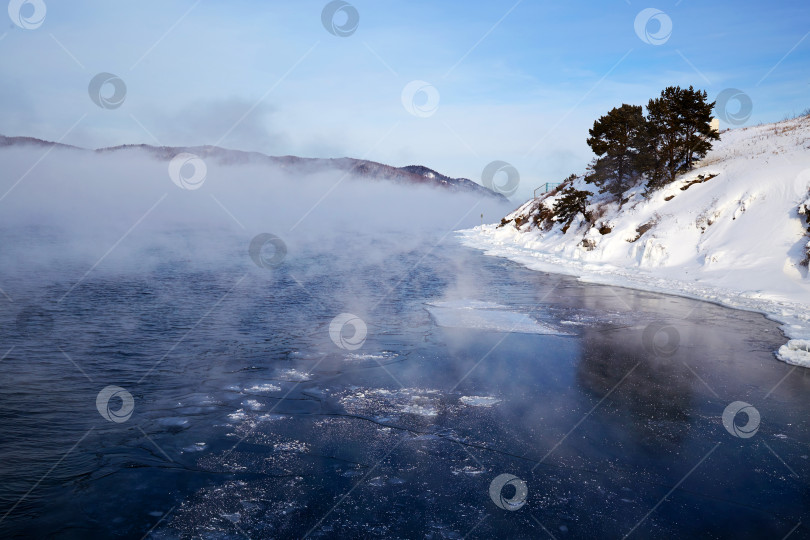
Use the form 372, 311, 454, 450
582, 86, 720, 198
641, 86, 719, 190
585, 104, 645, 196
676, 86, 718, 169
644, 87, 682, 189
554, 185, 591, 232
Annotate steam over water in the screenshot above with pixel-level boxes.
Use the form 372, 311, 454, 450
1, 145, 809, 538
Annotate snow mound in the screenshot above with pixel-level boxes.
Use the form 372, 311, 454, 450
460, 116, 810, 365
777, 340, 810, 367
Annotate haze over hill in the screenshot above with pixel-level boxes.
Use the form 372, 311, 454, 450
0, 135, 507, 201
0, 133, 512, 307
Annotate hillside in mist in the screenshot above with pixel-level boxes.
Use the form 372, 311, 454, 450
0, 133, 511, 302
0, 135, 506, 201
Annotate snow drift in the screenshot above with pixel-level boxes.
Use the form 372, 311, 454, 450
460, 115, 810, 366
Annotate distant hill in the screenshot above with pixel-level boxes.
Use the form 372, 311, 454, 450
0, 135, 507, 201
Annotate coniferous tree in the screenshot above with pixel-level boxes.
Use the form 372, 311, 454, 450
585, 104, 645, 196
580, 86, 719, 201
676, 86, 718, 169
643, 87, 682, 189
554, 185, 591, 231
641, 85, 718, 190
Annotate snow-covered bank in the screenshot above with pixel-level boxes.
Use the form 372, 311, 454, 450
459, 116, 810, 366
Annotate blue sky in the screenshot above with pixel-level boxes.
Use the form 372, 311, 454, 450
2, 0, 809, 200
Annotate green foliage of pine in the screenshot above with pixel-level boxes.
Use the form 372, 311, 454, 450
585, 85, 719, 197
643, 85, 718, 191
554, 186, 591, 232
585, 104, 645, 196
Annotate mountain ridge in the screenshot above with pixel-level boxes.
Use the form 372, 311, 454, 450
0, 134, 507, 201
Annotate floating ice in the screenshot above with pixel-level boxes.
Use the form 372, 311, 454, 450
256, 413, 288, 422
244, 383, 281, 393
452, 465, 485, 476
426, 299, 569, 335
243, 399, 264, 410
228, 409, 247, 422
460, 396, 501, 407
402, 397, 438, 417
338, 387, 444, 419
426, 299, 508, 310
275, 369, 311, 381
181, 442, 207, 453
344, 351, 399, 361
368, 476, 386, 487
273, 441, 308, 453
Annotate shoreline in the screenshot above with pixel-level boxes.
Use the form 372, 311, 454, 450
458, 225, 810, 367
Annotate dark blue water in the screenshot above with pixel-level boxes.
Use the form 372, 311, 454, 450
1, 239, 809, 539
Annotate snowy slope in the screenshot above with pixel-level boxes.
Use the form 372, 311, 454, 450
459, 116, 810, 366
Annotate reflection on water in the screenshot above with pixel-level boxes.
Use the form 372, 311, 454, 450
0, 240, 808, 539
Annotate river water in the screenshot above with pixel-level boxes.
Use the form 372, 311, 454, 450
1, 229, 809, 539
